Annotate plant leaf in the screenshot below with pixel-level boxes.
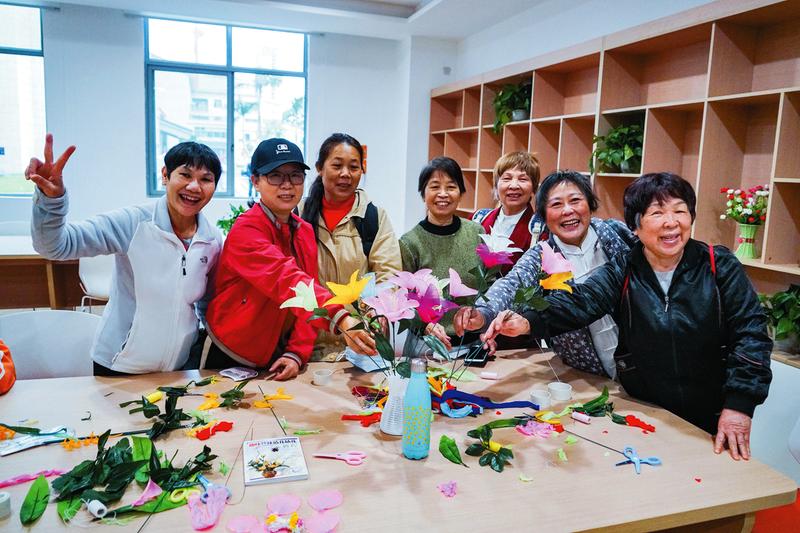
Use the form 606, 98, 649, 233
438, 435, 467, 467
465, 443, 485, 456
20, 474, 50, 525
57, 497, 82, 523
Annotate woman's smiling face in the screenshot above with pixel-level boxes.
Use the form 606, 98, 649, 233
544, 181, 591, 246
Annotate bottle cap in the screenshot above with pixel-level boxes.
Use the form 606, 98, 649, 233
410, 358, 427, 374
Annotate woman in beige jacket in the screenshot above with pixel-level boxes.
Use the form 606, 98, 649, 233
299, 133, 402, 360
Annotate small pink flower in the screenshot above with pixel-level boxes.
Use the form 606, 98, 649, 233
408, 284, 458, 324
447, 268, 477, 298
476, 243, 514, 268
363, 288, 419, 323
540, 242, 573, 275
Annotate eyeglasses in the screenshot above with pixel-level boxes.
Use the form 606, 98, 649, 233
263, 171, 305, 185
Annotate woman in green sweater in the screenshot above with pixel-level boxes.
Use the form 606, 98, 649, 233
399, 157, 484, 346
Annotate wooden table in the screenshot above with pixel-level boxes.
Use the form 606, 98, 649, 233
0, 350, 796, 532
0, 236, 83, 309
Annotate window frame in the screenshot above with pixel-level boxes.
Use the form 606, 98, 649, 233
144, 19, 308, 198
0, 3, 44, 198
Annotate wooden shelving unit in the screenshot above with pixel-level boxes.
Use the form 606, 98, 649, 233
428, 0, 800, 291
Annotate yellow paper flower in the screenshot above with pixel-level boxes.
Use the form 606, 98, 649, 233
253, 399, 273, 409
197, 393, 220, 411
324, 271, 369, 306
539, 271, 573, 293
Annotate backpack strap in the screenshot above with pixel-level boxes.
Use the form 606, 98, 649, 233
352, 202, 379, 257
709, 242, 716, 276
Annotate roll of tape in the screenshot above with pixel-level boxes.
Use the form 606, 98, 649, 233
0, 491, 11, 520
87, 499, 107, 518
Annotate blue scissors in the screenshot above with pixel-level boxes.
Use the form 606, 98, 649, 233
615, 446, 662, 474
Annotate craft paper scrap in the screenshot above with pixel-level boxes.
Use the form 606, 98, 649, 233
437, 480, 457, 498
519, 474, 533, 483
564, 435, 578, 445
557, 448, 568, 462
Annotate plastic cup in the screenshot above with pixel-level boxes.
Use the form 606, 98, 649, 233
312, 369, 333, 386
548, 381, 573, 401
530, 388, 551, 409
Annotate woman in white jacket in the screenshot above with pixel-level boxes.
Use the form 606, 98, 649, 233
27, 134, 223, 375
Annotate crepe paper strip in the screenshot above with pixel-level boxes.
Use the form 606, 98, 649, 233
293, 428, 323, 436
267, 493, 302, 516
131, 478, 163, 507
266, 512, 304, 533
341, 412, 382, 427
552, 424, 565, 433
437, 480, 457, 498
554, 403, 583, 418
515, 420, 554, 439
625, 415, 656, 433
187, 485, 228, 530
440, 389, 538, 411
306, 511, 340, 533
439, 402, 473, 418
557, 448, 568, 462
252, 399, 273, 409
195, 421, 233, 441
227, 515, 261, 533
307, 489, 344, 512
694, 478, 702, 483
145, 391, 163, 403
197, 393, 221, 411
564, 435, 579, 445
20, 474, 49, 525
218, 461, 231, 476
264, 387, 294, 401
0, 468, 66, 490
519, 474, 534, 483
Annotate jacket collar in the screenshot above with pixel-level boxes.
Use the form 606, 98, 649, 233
630, 238, 703, 279
153, 195, 215, 244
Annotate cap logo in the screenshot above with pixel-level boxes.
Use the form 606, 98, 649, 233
276, 143, 289, 153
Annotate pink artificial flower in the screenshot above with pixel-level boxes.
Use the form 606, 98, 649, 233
540, 242, 573, 275
515, 420, 554, 438
131, 478, 163, 507
476, 243, 514, 268
408, 284, 458, 324
447, 268, 478, 298
387, 268, 440, 295
363, 288, 420, 323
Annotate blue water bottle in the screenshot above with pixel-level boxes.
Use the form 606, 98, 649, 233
402, 358, 431, 459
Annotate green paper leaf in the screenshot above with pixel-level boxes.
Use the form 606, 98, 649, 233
465, 443, 485, 456
489, 454, 504, 472
20, 474, 49, 525
375, 333, 395, 362
423, 334, 450, 361
0, 423, 42, 435
438, 435, 468, 467
478, 453, 493, 467
57, 497, 82, 523
395, 360, 411, 378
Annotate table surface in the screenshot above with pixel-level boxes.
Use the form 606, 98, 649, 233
0, 350, 796, 532
0, 235, 38, 258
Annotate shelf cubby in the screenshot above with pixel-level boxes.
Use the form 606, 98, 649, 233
642, 102, 704, 182
481, 72, 533, 128
530, 120, 561, 178
708, 3, 800, 97
593, 110, 646, 175
479, 127, 502, 170
463, 87, 482, 128
600, 24, 712, 111
502, 122, 530, 154
429, 133, 445, 161
458, 170, 477, 212
762, 182, 800, 270
695, 94, 780, 246
430, 91, 463, 131
476, 171, 496, 212
594, 174, 635, 221
558, 116, 595, 173
775, 92, 800, 179
444, 130, 479, 170
532, 54, 600, 119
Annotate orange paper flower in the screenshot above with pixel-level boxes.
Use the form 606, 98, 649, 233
540, 271, 573, 293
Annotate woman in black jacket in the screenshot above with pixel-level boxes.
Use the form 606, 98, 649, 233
473, 172, 772, 461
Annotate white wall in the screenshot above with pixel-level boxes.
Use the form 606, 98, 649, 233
455, 0, 716, 79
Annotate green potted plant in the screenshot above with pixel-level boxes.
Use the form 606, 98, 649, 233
759, 284, 800, 354
492, 82, 531, 133
216, 204, 247, 235
589, 123, 643, 174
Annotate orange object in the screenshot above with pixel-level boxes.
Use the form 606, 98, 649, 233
0, 425, 15, 440
0, 340, 16, 395
341, 412, 382, 427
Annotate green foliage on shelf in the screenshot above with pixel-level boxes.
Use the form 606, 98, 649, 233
759, 284, 800, 340
216, 204, 247, 235
492, 82, 531, 134
590, 123, 643, 174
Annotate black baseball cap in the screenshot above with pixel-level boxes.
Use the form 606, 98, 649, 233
250, 138, 310, 176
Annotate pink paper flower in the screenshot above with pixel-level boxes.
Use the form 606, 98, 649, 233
131, 478, 163, 506
437, 480, 457, 498
408, 284, 458, 324
387, 268, 440, 295
476, 243, 514, 268
515, 420, 554, 438
447, 268, 477, 298
363, 288, 419, 323
540, 242, 573, 275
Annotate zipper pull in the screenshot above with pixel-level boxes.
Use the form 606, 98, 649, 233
181, 255, 187, 276
664, 295, 669, 312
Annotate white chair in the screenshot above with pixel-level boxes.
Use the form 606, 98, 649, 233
79, 255, 114, 311
0, 310, 100, 379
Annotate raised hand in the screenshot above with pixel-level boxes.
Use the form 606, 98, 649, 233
24, 133, 76, 198
339, 315, 378, 355
453, 306, 485, 337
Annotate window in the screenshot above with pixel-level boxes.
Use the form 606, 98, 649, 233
0, 4, 44, 196
146, 19, 307, 198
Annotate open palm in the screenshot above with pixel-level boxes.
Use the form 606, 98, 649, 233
25, 133, 76, 198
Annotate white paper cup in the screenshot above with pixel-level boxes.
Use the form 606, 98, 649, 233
548, 381, 573, 401
312, 369, 333, 386
530, 388, 551, 409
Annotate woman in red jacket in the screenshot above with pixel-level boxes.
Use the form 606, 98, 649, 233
205, 138, 375, 380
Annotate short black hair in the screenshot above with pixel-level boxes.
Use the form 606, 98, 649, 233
164, 141, 222, 185
417, 157, 466, 197
535, 170, 598, 215
623, 172, 696, 230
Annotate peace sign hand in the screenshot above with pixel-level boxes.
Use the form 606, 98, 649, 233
25, 133, 76, 198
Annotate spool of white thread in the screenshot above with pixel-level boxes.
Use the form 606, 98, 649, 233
87, 500, 107, 518
571, 411, 592, 424
0, 491, 11, 520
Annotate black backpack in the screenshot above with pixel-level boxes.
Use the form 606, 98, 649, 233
352, 202, 379, 257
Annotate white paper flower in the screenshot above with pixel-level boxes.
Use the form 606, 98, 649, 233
478, 233, 523, 254
727, 189, 734, 194
720, 214, 727, 220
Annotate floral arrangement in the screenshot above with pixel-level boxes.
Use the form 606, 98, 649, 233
719, 185, 769, 225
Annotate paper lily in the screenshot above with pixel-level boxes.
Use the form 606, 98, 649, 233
515, 420, 554, 438
540, 271, 573, 293
447, 268, 477, 298
131, 478, 163, 506
359, 273, 379, 300
363, 287, 419, 323
387, 268, 441, 295
479, 233, 523, 254
476, 243, 514, 268
408, 284, 458, 324
540, 242, 573, 274
280, 280, 319, 312
324, 271, 369, 306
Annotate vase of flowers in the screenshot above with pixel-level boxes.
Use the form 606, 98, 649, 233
719, 185, 769, 259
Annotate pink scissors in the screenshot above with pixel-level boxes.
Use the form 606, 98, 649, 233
313, 450, 366, 466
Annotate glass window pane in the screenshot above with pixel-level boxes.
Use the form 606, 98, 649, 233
153, 70, 228, 193
233, 74, 305, 198
232, 28, 304, 72
0, 54, 45, 195
0, 5, 41, 51
148, 19, 226, 65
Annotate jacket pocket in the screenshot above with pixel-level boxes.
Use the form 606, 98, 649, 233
615, 351, 648, 399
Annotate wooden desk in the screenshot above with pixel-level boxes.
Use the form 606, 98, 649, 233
0, 351, 796, 532
0, 236, 82, 309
